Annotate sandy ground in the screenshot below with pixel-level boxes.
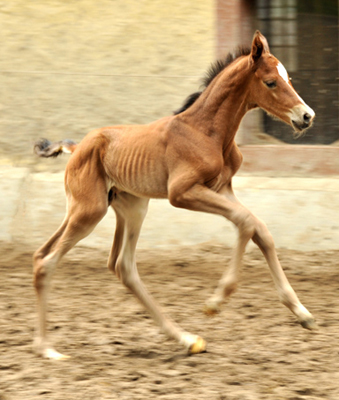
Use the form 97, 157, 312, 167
1, 243, 339, 400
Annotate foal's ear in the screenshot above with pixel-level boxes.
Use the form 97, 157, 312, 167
250, 30, 270, 63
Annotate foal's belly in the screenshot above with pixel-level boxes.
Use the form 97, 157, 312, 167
103, 131, 169, 199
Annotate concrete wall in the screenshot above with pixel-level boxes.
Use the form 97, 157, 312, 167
2, 166, 339, 253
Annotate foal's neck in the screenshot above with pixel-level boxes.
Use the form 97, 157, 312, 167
180, 56, 252, 150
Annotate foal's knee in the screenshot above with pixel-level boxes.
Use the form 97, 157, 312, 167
235, 212, 256, 241
253, 220, 275, 251
168, 191, 189, 209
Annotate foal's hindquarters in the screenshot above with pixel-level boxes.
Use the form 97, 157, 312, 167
33, 143, 110, 359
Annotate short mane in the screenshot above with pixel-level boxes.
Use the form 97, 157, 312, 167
174, 46, 251, 115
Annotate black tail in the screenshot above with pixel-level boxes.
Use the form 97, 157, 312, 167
34, 138, 78, 158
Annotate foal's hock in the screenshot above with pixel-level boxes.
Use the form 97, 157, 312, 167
33, 31, 316, 360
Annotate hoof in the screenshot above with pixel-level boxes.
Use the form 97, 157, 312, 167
300, 318, 318, 331
189, 337, 207, 354
204, 302, 220, 316
42, 348, 71, 360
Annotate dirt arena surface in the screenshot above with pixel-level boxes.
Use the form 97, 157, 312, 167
1, 243, 339, 400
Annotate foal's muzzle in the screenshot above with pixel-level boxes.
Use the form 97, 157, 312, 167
290, 105, 315, 133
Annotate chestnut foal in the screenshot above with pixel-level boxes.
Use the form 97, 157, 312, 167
33, 31, 316, 359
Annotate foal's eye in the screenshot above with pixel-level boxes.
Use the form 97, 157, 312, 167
265, 81, 277, 89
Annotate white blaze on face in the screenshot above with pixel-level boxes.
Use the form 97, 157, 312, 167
277, 62, 289, 83
277, 62, 315, 119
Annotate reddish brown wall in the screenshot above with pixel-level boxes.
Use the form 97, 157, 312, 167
216, 0, 255, 58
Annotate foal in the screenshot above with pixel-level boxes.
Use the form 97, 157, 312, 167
33, 31, 316, 359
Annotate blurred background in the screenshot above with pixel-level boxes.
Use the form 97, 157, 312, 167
1, 0, 338, 165
0, 0, 215, 171
0, 0, 338, 250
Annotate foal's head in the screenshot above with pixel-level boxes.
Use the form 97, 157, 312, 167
248, 31, 315, 136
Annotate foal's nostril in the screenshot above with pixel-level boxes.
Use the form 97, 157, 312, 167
303, 113, 311, 124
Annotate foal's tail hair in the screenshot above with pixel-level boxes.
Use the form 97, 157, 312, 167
34, 138, 78, 158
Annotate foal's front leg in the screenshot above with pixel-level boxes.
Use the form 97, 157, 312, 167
252, 227, 317, 329
169, 183, 316, 330
225, 187, 317, 329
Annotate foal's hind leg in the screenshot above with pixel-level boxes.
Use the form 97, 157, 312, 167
108, 192, 206, 353
33, 197, 107, 359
